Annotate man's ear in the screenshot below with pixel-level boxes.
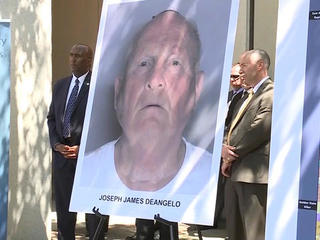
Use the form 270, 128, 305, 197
194, 71, 204, 104
257, 59, 264, 71
114, 76, 122, 110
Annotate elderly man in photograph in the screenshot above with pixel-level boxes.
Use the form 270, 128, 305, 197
47, 44, 108, 240
221, 49, 273, 240
84, 10, 211, 240
112, 10, 208, 192
84, 10, 211, 194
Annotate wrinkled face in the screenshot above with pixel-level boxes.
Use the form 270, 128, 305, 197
69, 45, 91, 77
230, 64, 241, 90
114, 13, 203, 140
239, 52, 261, 89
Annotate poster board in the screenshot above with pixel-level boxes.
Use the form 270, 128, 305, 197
70, 0, 239, 225
265, 0, 319, 239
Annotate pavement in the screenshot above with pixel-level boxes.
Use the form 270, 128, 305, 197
51, 212, 227, 240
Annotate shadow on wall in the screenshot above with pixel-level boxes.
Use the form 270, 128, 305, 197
16, 203, 47, 240
5, 0, 51, 239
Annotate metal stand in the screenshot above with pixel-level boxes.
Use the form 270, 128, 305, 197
92, 207, 108, 240
154, 214, 175, 240
197, 226, 203, 240
154, 214, 203, 240
91, 209, 203, 240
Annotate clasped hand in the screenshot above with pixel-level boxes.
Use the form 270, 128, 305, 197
221, 144, 239, 177
55, 143, 79, 159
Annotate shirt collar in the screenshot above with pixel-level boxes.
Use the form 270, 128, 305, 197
233, 87, 244, 95
72, 71, 89, 85
252, 76, 269, 93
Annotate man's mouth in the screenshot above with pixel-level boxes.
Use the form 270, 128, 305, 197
142, 104, 162, 110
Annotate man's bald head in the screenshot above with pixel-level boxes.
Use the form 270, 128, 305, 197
69, 44, 93, 77
126, 10, 202, 74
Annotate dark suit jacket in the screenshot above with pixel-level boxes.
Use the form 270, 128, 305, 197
47, 72, 91, 168
227, 79, 273, 184
225, 89, 244, 128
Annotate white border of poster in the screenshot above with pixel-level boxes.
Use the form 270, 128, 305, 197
70, 0, 239, 225
266, 0, 310, 239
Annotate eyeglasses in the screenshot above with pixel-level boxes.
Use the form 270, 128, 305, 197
230, 74, 240, 79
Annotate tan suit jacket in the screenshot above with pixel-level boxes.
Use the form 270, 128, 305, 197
227, 78, 274, 184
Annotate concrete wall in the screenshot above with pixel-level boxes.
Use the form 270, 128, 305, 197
52, 0, 102, 83
254, 0, 278, 79
233, 0, 250, 63
0, 0, 52, 239
233, 0, 278, 80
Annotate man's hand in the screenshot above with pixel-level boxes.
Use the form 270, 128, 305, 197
221, 144, 239, 163
54, 143, 79, 159
221, 161, 232, 177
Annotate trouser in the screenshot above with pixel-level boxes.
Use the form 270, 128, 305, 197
53, 159, 108, 240
214, 170, 226, 226
225, 179, 267, 240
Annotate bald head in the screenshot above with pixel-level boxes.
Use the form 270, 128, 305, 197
243, 49, 270, 70
239, 49, 270, 88
126, 10, 201, 75
69, 44, 93, 77
150, 11, 201, 66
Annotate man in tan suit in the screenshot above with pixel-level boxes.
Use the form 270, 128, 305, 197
221, 49, 273, 240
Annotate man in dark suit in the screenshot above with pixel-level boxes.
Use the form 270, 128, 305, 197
214, 63, 244, 228
47, 44, 108, 240
221, 49, 273, 240
225, 63, 244, 127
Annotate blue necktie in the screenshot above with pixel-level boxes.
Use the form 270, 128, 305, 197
63, 79, 80, 138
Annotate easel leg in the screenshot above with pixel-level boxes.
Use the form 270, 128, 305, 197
197, 225, 203, 240
92, 207, 108, 240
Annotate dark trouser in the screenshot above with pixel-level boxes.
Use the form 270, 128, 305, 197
213, 170, 226, 227
225, 179, 267, 240
136, 218, 179, 240
53, 159, 108, 240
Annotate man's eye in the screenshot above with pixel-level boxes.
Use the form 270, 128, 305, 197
172, 60, 180, 66
139, 61, 148, 67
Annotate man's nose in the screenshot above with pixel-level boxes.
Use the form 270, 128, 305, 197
146, 66, 165, 90
70, 56, 76, 64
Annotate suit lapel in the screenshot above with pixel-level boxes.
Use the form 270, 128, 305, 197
226, 90, 243, 127
73, 71, 91, 112
243, 78, 271, 111
231, 78, 271, 129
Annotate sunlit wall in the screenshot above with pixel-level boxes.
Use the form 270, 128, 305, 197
0, 0, 52, 239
